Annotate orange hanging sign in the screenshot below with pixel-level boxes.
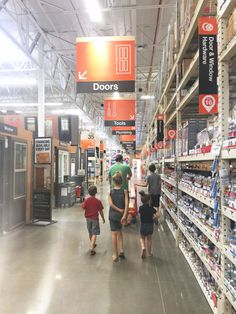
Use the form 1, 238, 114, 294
112, 126, 136, 135
76, 36, 135, 93
104, 98, 135, 126
119, 135, 136, 142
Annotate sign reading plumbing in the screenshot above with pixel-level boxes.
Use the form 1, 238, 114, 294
76, 36, 135, 93
104, 98, 135, 126
112, 126, 136, 135
199, 17, 218, 114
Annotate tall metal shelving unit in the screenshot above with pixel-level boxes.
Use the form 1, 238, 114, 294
144, 1, 236, 313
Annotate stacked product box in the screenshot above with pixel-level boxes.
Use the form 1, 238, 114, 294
179, 120, 207, 156
227, 8, 236, 44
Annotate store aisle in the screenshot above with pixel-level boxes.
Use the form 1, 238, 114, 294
0, 183, 211, 314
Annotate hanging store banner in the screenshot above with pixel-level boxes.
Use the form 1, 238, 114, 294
155, 141, 164, 150
156, 114, 164, 141
112, 126, 136, 135
76, 36, 135, 93
121, 141, 136, 150
34, 138, 52, 164
166, 129, 177, 140
119, 134, 136, 142
104, 99, 135, 126
199, 16, 218, 114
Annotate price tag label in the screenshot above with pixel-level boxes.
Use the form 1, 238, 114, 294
211, 144, 221, 156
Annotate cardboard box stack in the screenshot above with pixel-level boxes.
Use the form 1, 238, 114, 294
180, 0, 198, 44
227, 8, 236, 44
178, 119, 207, 156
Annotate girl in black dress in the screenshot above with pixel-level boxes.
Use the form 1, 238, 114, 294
139, 191, 157, 258
108, 172, 129, 262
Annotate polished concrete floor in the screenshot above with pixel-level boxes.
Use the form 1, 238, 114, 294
0, 184, 212, 314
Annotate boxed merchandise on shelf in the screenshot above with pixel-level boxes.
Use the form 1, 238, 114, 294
180, 239, 220, 313
224, 261, 236, 310
227, 7, 236, 44
178, 119, 207, 156
181, 58, 193, 77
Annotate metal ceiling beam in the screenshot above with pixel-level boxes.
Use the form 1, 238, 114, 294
29, 32, 41, 54
0, 0, 8, 11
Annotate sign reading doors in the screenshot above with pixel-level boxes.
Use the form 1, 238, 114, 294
76, 36, 135, 93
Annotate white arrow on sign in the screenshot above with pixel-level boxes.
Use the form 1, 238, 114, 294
129, 114, 135, 119
78, 71, 87, 80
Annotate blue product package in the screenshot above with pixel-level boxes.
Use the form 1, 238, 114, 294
213, 200, 219, 213
213, 212, 219, 228
211, 158, 217, 175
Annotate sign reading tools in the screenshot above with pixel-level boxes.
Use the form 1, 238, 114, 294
76, 36, 135, 93
104, 99, 135, 127
199, 17, 218, 114
112, 126, 136, 135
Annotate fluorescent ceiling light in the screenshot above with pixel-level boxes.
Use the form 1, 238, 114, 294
0, 102, 63, 107
140, 95, 155, 100
113, 92, 120, 98
52, 109, 92, 123
84, 0, 102, 22
0, 31, 28, 62
0, 78, 37, 87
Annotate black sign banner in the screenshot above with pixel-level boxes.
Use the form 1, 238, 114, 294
0, 122, 17, 135
157, 118, 164, 141
199, 16, 218, 114
77, 81, 135, 93
105, 120, 135, 127
112, 129, 136, 135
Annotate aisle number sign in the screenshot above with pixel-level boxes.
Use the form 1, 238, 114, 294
199, 17, 218, 114
81, 131, 95, 149
104, 99, 135, 126
112, 126, 136, 135
166, 130, 177, 140
76, 36, 135, 93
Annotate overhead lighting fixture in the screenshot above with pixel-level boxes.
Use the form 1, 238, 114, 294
140, 95, 155, 100
113, 92, 120, 98
0, 78, 37, 87
84, 0, 102, 23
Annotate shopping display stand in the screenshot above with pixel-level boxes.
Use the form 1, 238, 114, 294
32, 137, 57, 226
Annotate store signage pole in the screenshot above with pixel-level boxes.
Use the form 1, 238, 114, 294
37, 38, 45, 137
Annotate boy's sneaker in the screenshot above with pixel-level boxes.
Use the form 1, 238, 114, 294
90, 250, 96, 256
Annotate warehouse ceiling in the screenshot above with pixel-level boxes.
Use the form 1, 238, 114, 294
0, 0, 176, 149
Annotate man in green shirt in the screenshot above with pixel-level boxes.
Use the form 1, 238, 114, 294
109, 154, 132, 190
